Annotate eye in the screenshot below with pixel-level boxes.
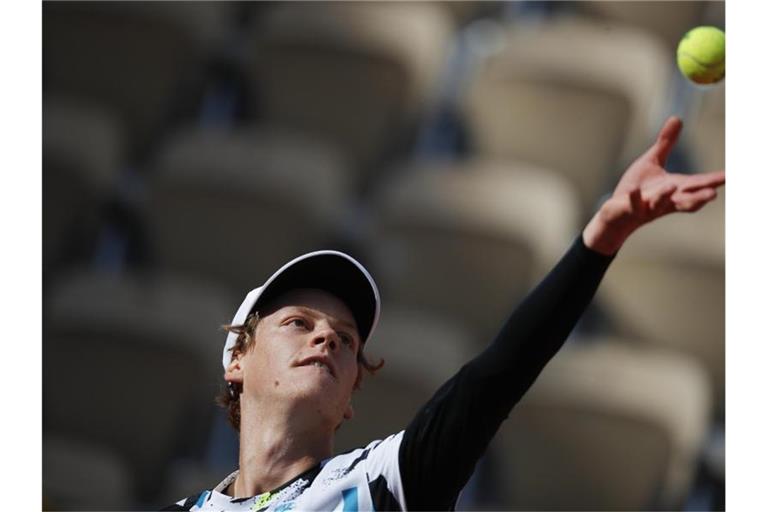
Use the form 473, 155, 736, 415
287, 318, 309, 329
339, 333, 355, 348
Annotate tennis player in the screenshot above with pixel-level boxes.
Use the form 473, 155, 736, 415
164, 116, 724, 511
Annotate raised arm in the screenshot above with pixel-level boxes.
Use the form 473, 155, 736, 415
584, 116, 725, 255
398, 116, 725, 511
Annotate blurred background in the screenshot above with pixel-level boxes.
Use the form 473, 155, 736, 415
42, 1, 725, 510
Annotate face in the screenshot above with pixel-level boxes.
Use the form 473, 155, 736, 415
224, 288, 362, 427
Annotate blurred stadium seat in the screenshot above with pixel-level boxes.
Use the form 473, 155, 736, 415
577, 1, 725, 52
44, 435, 135, 510
242, 1, 453, 190
43, 270, 237, 503
685, 83, 725, 173
437, 0, 506, 28
43, 96, 124, 277
142, 125, 353, 292
43, 1, 236, 160
461, 16, 671, 221
368, 158, 579, 343
492, 340, 712, 511
598, 192, 725, 412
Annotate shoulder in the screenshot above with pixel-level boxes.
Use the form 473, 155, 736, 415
327, 431, 404, 474
313, 432, 407, 511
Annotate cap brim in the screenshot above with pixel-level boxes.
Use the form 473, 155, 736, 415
222, 250, 380, 369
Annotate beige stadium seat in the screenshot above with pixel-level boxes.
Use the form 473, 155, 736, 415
43, 96, 124, 274
44, 435, 135, 510
577, 1, 725, 52
44, 270, 238, 502
598, 192, 725, 411
43, 1, 236, 158
437, 0, 505, 27
492, 340, 711, 511
461, 17, 671, 221
143, 126, 352, 291
244, 1, 454, 186
335, 307, 474, 454
369, 158, 579, 343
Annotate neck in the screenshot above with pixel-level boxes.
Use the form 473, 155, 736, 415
230, 397, 335, 498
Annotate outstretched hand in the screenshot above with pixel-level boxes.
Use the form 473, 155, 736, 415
583, 116, 725, 255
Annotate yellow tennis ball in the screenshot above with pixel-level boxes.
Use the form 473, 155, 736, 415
677, 26, 725, 84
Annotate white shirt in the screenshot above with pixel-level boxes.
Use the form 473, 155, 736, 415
174, 431, 406, 511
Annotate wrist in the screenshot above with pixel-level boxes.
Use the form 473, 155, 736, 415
582, 205, 635, 256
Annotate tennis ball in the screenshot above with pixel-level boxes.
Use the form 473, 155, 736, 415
677, 26, 725, 84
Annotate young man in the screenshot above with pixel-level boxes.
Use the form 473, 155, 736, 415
165, 117, 725, 511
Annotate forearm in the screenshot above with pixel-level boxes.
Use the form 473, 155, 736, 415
399, 235, 615, 510
469, 234, 615, 399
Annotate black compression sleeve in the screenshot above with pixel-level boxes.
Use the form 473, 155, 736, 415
398, 235, 615, 510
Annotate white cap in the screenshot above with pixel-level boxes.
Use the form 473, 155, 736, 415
222, 250, 381, 369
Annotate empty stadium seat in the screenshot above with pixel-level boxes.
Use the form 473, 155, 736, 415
492, 340, 711, 510
577, 1, 724, 52
44, 270, 238, 502
242, 1, 454, 189
685, 83, 725, 173
43, 96, 124, 276
368, 158, 579, 343
461, 17, 671, 220
142, 125, 353, 291
437, 0, 506, 28
43, 1, 236, 160
598, 192, 725, 411
44, 435, 135, 510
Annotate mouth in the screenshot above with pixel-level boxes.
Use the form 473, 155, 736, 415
297, 356, 336, 379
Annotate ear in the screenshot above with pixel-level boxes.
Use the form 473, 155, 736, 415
224, 352, 244, 384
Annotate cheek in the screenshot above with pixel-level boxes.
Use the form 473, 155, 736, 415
242, 345, 282, 380
341, 355, 362, 390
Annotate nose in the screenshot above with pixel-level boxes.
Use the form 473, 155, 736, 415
311, 323, 339, 352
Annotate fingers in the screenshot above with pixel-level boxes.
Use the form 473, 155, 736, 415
674, 188, 718, 212
653, 116, 684, 166
629, 187, 644, 214
630, 183, 677, 217
649, 183, 677, 212
678, 170, 726, 192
